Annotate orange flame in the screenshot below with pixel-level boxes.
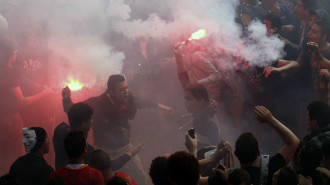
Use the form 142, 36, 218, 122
188, 29, 207, 41
64, 77, 84, 91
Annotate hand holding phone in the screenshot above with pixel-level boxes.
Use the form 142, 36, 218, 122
188, 128, 195, 139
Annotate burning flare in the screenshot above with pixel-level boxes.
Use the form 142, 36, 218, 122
64, 77, 84, 91
174, 29, 207, 49
188, 29, 207, 41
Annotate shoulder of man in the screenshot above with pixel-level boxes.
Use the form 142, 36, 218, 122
53, 122, 70, 141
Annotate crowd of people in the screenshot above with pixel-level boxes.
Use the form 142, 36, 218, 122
1, 0, 330, 185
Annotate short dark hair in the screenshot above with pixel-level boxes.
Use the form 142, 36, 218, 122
68, 102, 93, 128
307, 101, 330, 128
0, 174, 20, 185
298, 141, 323, 170
313, 21, 330, 40
149, 156, 170, 185
166, 151, 200, 185
235, 132, 259, 164
264, 14, 282, 33
228, 168, 251, 185
276, 167, 299, 185
106, 176, 128, 185
48, 176, 67, 185
64, 131, 86, 159
107, 74, 126, 90
29, 127, 47, 153
90, 149, 111, 171
186, 84, 210, 103
322, 138, 330, 158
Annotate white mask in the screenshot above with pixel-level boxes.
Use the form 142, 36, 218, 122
22, 128, 37, 152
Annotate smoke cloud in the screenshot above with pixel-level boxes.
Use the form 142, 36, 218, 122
106, 0, 284, 67
0, 0, 288, 175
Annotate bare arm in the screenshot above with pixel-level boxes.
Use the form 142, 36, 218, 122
314, 50, 330, 70
264, 59, 300, 77
199, 141, 233, 169
13, 86, 50, 107
255, 106, 299, 164
174, 50, 187, 74
308, 41, 330, 70
62, 86, 73, 113
199, 177, 209, 185
277, 59, 295, 67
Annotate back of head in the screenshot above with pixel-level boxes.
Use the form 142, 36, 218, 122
264, 13, 282, 33
166, 151, 200, 185
0, 174, 19, 185
64, 131, 86, 159
228, 168, 251, 185
107, 74, 126, 90
276, 167, 298, 185
107, 177, 128, 185
186, 84, 210, 103
68, 102, 93, 128
29, 127, 47, 153
299, 141, 322, 171
235, 132, 259, 164
149, 156, 170, 185
90, 149, 111, 171
307, 101, 330, 128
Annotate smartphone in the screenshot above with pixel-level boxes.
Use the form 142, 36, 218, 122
188, 128, 195, 139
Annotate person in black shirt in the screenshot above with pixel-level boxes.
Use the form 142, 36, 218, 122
61, 74, 172, 185
53, 102, 143, 170
9, 127, 53, 185
293, 141, 325, 185
234, 106, 299, 185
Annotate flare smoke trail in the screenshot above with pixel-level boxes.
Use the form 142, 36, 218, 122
106, 0, 285, 67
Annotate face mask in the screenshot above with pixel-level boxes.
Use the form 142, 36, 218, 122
22, 128, 37, 152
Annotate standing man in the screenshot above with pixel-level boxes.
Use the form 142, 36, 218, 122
62, 74, 173, 185
9, 127, 53, 185
265, 21, 330, 103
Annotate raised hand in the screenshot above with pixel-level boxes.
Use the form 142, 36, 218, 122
62, 86, 71, 98
254, 106, 274, 124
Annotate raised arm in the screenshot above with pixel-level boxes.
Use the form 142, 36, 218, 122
255, 106, 299, 164
13, 86, 50, 107
62, 86, 73, 113
173, 46, 191, 89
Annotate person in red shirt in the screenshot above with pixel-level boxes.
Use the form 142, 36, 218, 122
89, 149, 137, 185
49, 131, 104, 185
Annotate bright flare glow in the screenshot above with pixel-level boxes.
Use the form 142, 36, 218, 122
188, 29, 207, 41
64, 77, 84, 91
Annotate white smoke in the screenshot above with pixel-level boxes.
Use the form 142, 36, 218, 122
105, 0, 284, 67
241, 20, 285, 66
0, 13, 8, 33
